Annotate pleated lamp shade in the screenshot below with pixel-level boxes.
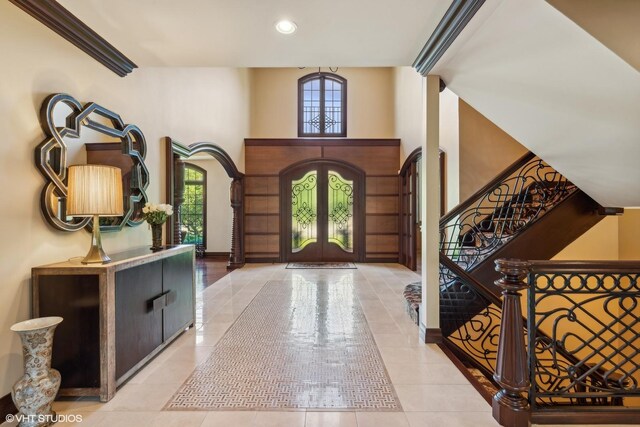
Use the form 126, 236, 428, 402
67, 165, 124, 217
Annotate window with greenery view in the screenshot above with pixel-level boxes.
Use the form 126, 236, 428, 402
182, 163, 206, 249
298, 72, 347, 137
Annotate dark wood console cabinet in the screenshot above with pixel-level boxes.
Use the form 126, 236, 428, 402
32, 245, 195, 402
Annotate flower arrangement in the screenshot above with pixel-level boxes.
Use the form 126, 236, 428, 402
142, 202, 173, 225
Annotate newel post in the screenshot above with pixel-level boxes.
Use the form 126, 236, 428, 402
493, 259, 531, 427
228, 177, 244, 270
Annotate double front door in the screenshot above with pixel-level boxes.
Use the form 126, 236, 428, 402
281, 161, 364, 262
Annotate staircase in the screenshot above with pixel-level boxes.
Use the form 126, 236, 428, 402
437, 151, 622, 405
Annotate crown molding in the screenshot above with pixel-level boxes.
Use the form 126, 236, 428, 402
413, 0, 485, 76
10, 0, 137, 77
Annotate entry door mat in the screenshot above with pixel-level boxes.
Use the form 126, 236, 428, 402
165, 278, 401, 411
286, 262, 357, 269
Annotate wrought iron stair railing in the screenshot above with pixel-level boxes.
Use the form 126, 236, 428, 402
436, 150, 637, 420
488, 259, 640, 426
440, 151, 577, 275
528, 261, 640, 414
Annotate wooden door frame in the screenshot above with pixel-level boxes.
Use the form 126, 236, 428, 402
399, 147, 445, 271
279, 158, 366, 263
164, 137, 245, 270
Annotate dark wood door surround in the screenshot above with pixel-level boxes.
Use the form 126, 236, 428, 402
398, 147, 445, 271
244, 139, 400, 263
280, 160, 365, 262
165, 137, 245, 269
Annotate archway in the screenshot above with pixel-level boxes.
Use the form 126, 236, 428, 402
165, 137, 244, 269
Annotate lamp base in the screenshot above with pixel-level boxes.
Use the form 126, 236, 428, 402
81, 215, 111, 264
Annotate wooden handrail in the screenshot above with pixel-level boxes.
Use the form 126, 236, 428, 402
440, 151, 536, 226
529, 260, 640, 273
439, 253, 502, 306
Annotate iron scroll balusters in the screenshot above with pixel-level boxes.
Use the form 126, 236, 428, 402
528, 261, 640, 411
440, 156, 576, 272
35, 93, 149, 232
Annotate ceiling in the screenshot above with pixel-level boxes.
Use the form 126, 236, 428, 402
433, 0, 640, 207
59, 0, 451, 67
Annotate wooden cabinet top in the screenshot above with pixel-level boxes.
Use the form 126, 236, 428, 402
32, 245, 194, 274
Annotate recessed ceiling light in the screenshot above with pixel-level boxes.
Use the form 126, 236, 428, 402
275, 20, 297, 35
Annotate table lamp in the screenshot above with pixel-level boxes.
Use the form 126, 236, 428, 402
67, 165, 123, 264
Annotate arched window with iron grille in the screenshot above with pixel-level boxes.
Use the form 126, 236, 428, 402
298, 72, 347, 137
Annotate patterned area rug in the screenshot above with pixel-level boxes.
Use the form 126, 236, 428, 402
285, 262, 357, 269
165, 278, 400, 411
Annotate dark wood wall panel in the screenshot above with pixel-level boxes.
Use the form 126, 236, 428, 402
244, 139, 400, 263
245, 195, 279, 214
323, 146, 399, 175
366, 196, 399, 214
245, 176, 279, 195
245, 215, 279, 234
367, 215, 399, 234
245, 146, 321, 175
366, 235, 399, 253
245, 235, 279, 254
366, 176, 399, 195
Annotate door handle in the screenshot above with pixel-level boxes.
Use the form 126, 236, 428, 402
165, 290, 178, 307
148, 292, 168, 312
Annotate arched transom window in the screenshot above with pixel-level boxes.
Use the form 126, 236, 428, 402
298, 72, 347, 137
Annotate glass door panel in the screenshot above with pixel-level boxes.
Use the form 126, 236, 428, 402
327, 170, 354, 253
291, 170, 318, 253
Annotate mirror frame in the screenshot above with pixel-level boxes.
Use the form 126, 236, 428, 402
35, 93, 149, 232
165, 137, 244, 269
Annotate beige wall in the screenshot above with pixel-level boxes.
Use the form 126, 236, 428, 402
0, 1, 249, 396
458, 99, 529, 201
182, 158, 233, 252
548, 0, 640, 71
250, 67, 394, 139
439, 88, 460, 211
619, 209, 640, 260
393, 67, 424, 162
393, 67, 460, 212
552, 217, 620, 260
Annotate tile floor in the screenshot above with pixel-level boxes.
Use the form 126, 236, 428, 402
3, 263, 634, 427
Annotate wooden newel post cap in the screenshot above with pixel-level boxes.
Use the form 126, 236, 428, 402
495, 259, 531, 292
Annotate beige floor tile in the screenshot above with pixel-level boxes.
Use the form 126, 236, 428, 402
141, 361, 196, 385
98, 384, 179, 412
379, 346, 450, 365
355, 412, 410, 427
305, 411, 357, 427
253, 411, 306, 427
405, 411, 499, 427
373, 333, 422, 348
58, 412, 107, 426
200, 411, 256, 426
53, 398, 106, 413
150, 411, 207, 427
385, 363, 469, 385
94, 411, 157, 427
367, 322, 403, 334
394, 384, 490, 412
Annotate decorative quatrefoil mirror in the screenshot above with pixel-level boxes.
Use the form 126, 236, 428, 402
35, 93, 149, 232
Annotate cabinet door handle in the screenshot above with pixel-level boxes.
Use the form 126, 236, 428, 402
165, 290, 177, 307
149, 293, 167, 312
